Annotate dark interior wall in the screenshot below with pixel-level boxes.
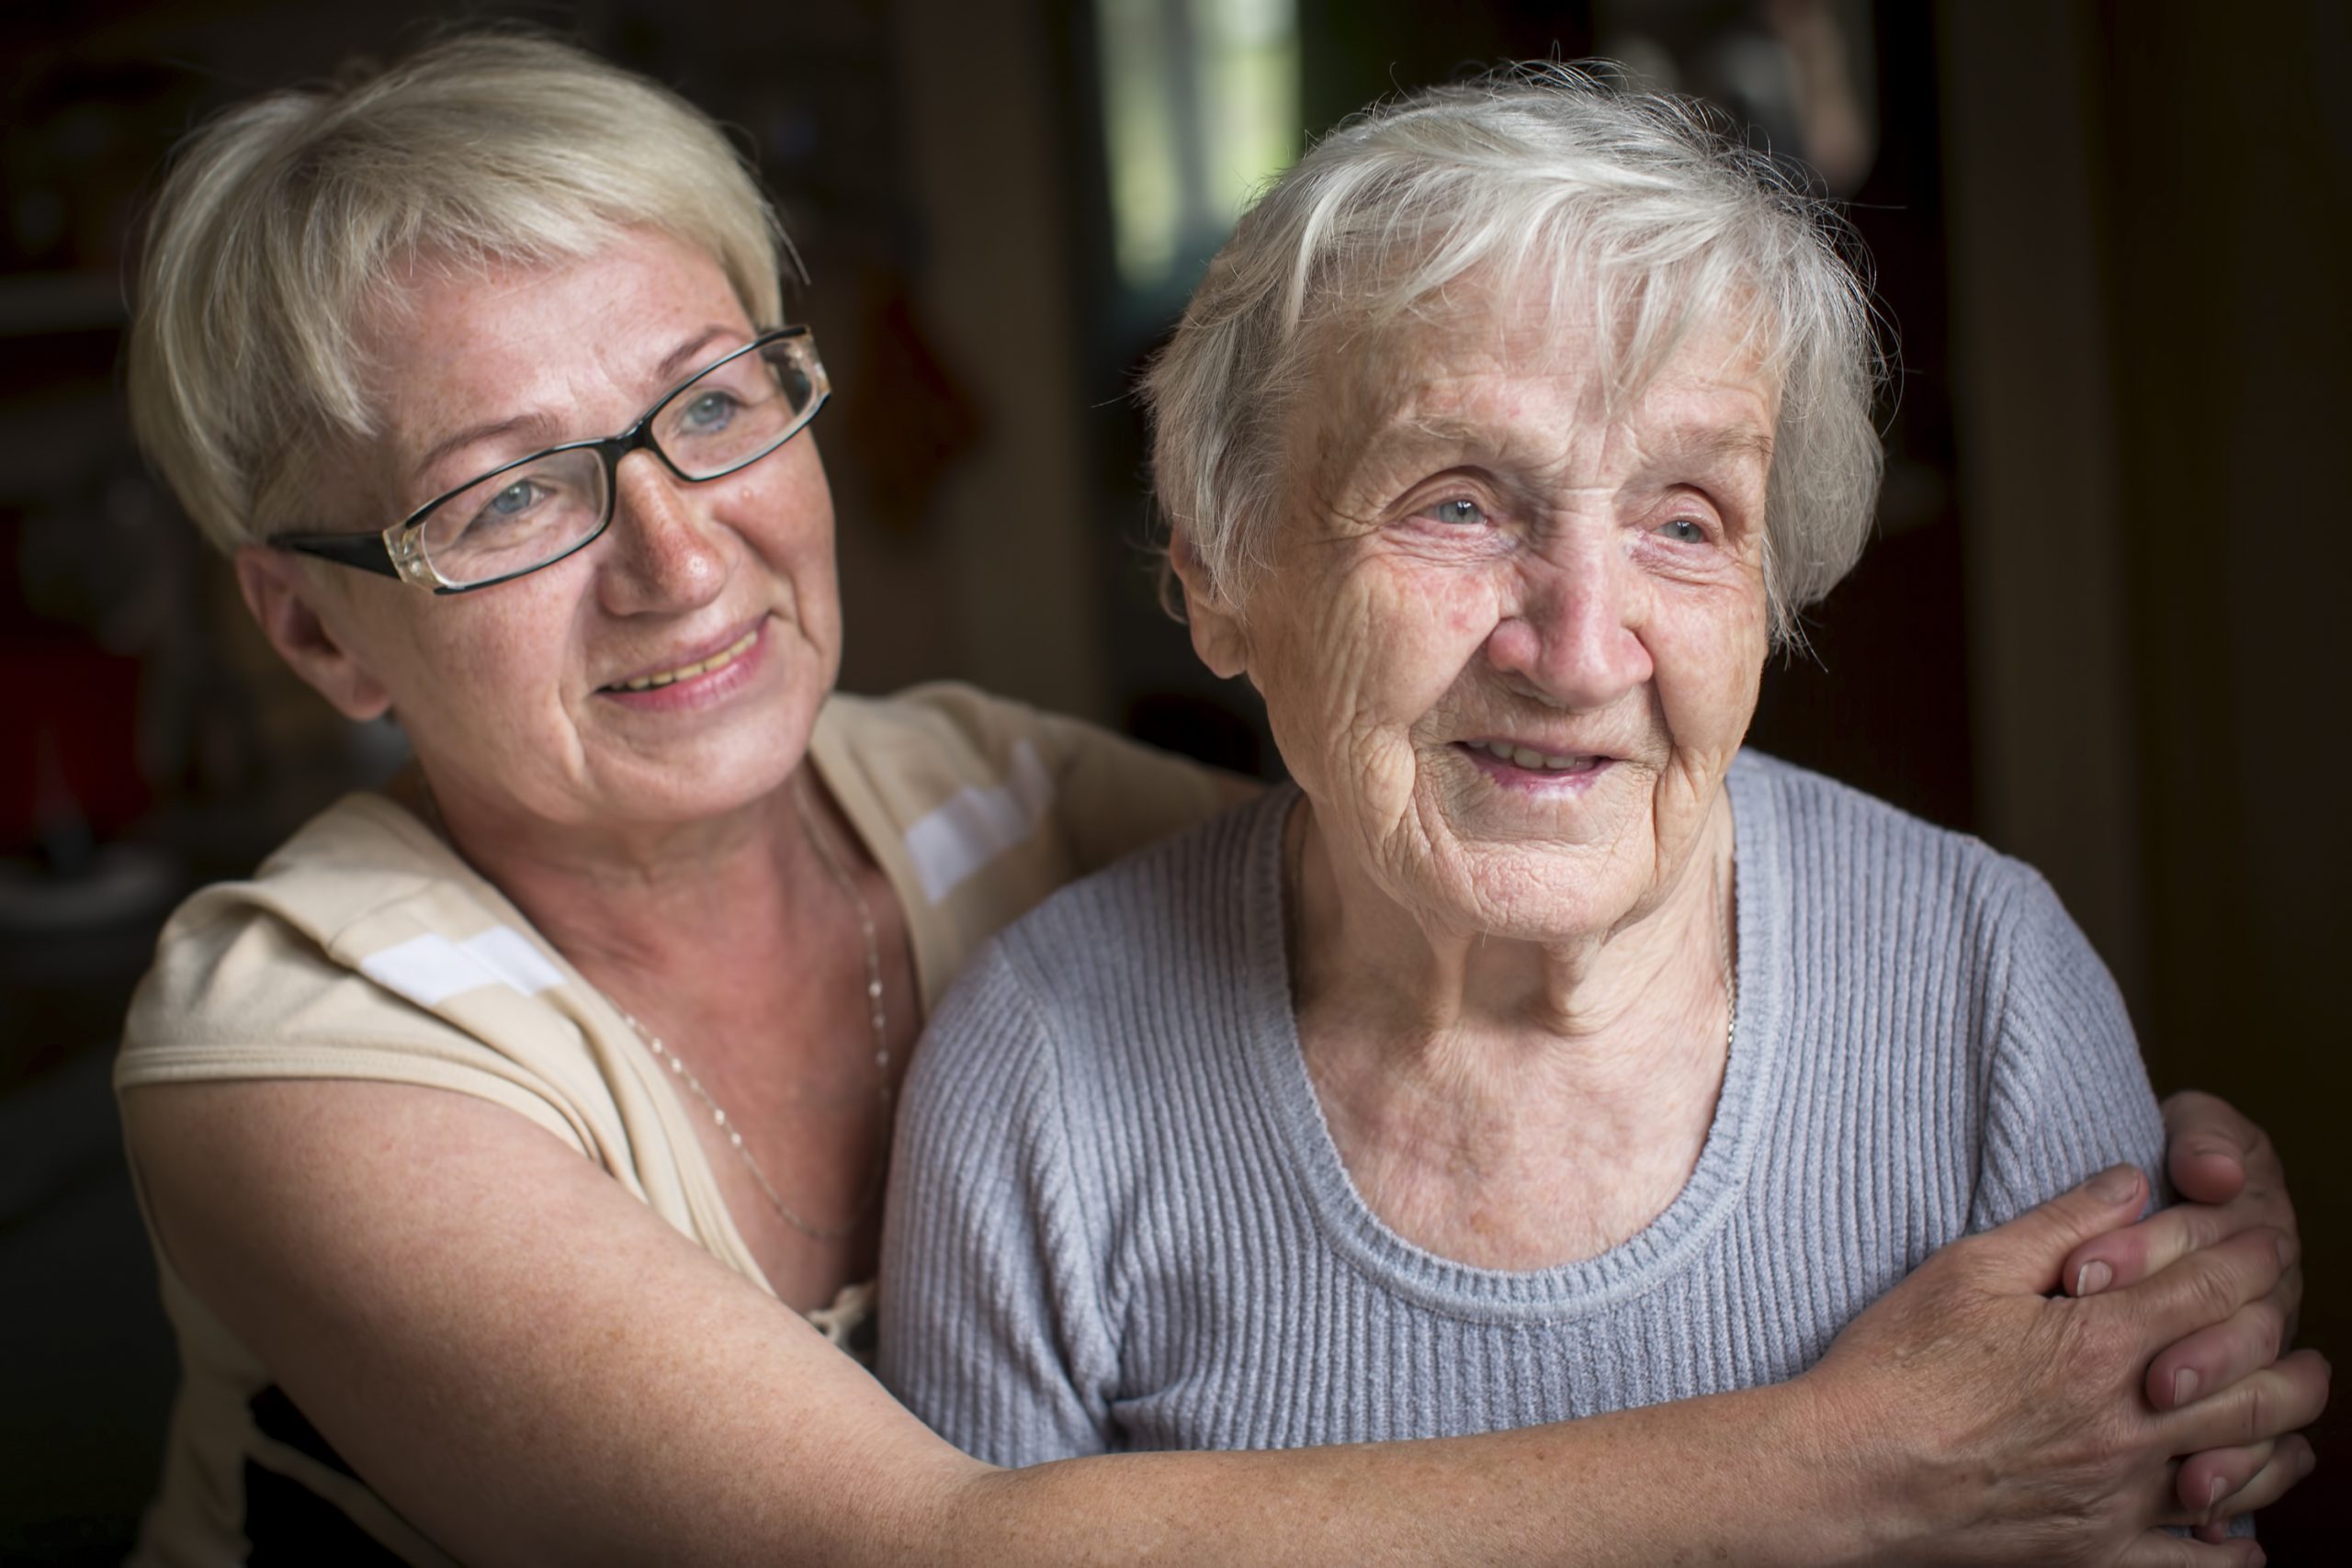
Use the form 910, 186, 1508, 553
1940, 2, 2349, 1552
2098, 1, 2352, 1174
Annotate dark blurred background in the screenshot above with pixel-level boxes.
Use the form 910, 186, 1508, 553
3, 0, 2344, 1559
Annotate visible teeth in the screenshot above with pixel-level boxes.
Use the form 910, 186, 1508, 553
1477, 739, 1597, 772
613, 625, 760, 692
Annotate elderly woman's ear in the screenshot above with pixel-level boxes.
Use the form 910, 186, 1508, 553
233, 544, 395, 723
1168, 527, 1250, 681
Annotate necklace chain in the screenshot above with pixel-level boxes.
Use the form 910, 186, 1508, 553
1715, 856, 1737, 1054
619, 772, 893, 1244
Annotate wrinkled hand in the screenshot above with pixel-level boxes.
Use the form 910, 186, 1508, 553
1804, 1163, 2329, 1568
2057, 1092, 2318, 1539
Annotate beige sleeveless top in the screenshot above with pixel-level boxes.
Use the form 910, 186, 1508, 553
114, 684, 1225, 1566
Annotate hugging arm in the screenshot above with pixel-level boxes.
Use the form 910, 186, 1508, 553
878, 942, 2320, 1567
2073, 1093, 2319, 1535
1965, 871, 2324, 1539
126, 1079, 2314, 1568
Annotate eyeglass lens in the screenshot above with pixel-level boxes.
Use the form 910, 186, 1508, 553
417, 336, 821, 589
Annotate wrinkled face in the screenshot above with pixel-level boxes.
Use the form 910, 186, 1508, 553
1232, 292, 1777, 942
309, 230, 839, 833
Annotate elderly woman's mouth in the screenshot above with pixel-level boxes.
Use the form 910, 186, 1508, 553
600, 616, 770, 698
1455, 739, 1615, 782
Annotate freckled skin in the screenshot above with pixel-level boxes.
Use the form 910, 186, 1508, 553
297, 231, 842, 844
243, 235, 900, 1300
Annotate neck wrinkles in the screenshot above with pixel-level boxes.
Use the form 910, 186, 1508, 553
1289, 789, 1736, 1089
401, 761, 835, 998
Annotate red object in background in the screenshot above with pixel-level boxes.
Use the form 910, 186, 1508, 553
0, 636, 148, 855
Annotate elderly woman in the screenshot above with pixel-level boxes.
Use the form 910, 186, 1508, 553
117, 35, 2316, 1568
880, 63, 2326, 1538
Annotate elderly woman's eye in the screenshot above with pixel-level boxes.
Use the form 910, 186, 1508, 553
1421, 497, 1488, 527
1656, 516, 1710, 545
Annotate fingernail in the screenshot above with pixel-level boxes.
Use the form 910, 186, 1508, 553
2092, 1165, 2140, 1203
2175, 1368, 2201, 1408
2076, 1259, 2113, 1297
2206, 1474, 2226, 1511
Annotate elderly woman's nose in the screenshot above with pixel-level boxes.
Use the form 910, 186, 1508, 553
1483, 556, 1654, 708
600, 450, 733, 611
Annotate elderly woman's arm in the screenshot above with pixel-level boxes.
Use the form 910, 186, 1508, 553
126, 1077, 2313, 1568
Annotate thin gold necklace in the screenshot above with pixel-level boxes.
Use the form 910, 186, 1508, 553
1714, 853, 1738, 1054
413, 766, 895, 1245
621, 772, 893, 1243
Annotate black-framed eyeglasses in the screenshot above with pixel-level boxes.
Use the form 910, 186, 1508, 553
270, 326, 830, 594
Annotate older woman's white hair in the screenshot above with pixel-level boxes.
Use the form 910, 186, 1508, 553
1145, 62, 1884, 647
128, 30, 793, 554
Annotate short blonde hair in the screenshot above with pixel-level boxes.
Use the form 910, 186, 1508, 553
1145, 64, 1885, 648
128, 31, 795, 552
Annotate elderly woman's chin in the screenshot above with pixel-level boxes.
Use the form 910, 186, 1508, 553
1270, 662, 1752, 950
1386, 745, 1723, 943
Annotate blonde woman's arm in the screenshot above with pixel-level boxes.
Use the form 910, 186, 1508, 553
123, 1078, 2318, 1568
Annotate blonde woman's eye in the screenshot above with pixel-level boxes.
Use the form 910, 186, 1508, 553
679, 390, 740, 432
477, 480, 545, 524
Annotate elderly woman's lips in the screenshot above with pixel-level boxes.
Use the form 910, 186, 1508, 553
1459, 739, 1611, 773
601, 618, 766, 694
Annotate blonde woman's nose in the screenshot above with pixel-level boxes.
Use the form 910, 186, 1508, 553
600, 450, 732, 613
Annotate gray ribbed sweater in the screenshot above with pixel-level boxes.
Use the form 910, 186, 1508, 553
878, 752, 2163, 1462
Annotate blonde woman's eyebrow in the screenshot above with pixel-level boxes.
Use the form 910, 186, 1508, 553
413, 412, 563, 484
651, 326, 752, 387
406, 326, 751, 486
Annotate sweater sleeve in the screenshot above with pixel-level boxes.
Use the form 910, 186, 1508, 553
1968, 866, 2167, 1233
877, 936, 1121, 1466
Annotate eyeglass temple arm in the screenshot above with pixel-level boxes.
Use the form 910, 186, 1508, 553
270, 532, 404, 580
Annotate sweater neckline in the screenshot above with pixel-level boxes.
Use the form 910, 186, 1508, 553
1238, 755, 1786, 1321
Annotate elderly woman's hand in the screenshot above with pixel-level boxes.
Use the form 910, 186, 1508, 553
1804, 1163, 2328, 1567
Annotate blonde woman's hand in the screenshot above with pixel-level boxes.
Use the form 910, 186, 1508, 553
1804, 1163, 2327, 1567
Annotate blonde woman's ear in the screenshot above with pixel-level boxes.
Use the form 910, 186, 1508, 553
1168, 529, 1250, 681
233, 545, 395, 722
